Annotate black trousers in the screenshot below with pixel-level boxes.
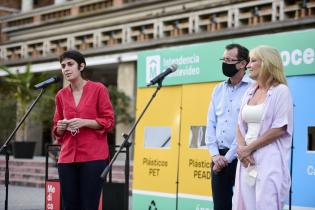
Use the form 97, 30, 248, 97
211, 150, 238, 210
58, 160, 107, 210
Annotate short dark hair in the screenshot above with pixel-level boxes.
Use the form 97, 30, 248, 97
59, 50, 86, 68
225, 43, 249, 62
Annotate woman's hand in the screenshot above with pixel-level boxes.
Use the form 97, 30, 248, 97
237, 145, 252, 161
66, 118, 86, 131
56, 119, 68, 135
237, 145, 256, 167
57, 119, 68, 130
239, 155, 255, 168
64, 118, 103, 132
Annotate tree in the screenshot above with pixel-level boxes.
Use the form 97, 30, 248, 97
107, 85, 133, 125
0, 64, 58, 142
0, 85, 16, 147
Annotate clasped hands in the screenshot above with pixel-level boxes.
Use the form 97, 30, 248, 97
57, 118, 86, 133
212, 146, 256, 173
237, 145, 255, 168
212, 155, 228, 173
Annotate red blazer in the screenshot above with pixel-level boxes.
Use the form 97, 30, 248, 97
53, 80, 114, 163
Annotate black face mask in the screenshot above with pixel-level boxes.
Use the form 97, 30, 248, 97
222, 62, 240, 77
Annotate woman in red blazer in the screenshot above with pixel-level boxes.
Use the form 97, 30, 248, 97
53, 50, 114, 210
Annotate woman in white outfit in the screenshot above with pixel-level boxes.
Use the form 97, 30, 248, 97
232, 45, 293, 210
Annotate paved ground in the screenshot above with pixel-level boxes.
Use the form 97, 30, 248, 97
0, 185, 44, 210
0, 184, 132, 210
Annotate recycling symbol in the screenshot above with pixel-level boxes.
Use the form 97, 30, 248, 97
148, 200, 157, 210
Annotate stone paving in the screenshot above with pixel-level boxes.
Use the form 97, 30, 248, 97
0, 156, 132, 210
0, 185, 44, 210
0, 184, 133, 210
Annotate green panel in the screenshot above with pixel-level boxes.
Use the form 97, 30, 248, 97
178, 196, 213, 210
243, 29, 315, 77
132, 192, 176, 210
137, 42, 227, 87
138, 29, 315, 87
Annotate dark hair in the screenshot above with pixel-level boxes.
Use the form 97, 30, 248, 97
225, 43, 249, 62
59, 50, 86, 68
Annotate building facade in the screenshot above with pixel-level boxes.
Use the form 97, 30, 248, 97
0, 0, 314, 154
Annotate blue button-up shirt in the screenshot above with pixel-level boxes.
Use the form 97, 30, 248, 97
205, 75, 252, 162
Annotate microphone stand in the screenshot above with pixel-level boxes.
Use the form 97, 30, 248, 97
0, 88, 47, 210
289, 104, 295, 210
100, 81, 163, 181
289, 132, 294, 210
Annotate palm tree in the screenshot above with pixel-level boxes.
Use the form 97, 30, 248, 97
0, 64, 36, 142
0, 64, 58, 158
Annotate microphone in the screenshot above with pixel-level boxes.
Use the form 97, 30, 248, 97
34, 76, 61, 89
147, 64, 177, 87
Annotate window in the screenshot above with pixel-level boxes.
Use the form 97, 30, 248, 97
308, 126, 315, 151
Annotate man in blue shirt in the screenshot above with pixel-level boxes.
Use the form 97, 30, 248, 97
205, 43, 251, 210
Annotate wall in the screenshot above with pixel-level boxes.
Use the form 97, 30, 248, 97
132, 28, 315, 210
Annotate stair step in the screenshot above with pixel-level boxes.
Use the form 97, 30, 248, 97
6, 178, 46, 188
0, 155, 133, 189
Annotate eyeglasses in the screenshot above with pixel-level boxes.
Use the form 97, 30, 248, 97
219, 58, 242, 63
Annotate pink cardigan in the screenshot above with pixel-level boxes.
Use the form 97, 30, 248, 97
233, 84, 293, 210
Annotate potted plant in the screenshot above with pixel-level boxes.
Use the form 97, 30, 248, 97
0, 64, 57, 158
0, 84, 16, 155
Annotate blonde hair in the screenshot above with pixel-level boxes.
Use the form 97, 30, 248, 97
250, 45, 287, 87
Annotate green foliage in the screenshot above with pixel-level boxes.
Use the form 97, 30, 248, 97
0, 65, 133, 145
0, 65, 34, 112
107, 85, 134, 125
0, 64, 58, 141
0, 89, 16, 144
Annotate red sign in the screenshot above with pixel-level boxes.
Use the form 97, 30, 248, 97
45, 180, 103, 210
45, 181, 61, 210
98, 191, 103, 210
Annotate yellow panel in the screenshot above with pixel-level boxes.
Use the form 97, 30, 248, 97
133, 86, 181, 193
178, 82, 219, 196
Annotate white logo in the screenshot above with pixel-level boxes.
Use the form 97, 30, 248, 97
307, 165, 315, 176
146, 55, 161, 84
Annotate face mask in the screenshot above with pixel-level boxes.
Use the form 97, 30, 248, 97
222, 62, 239, 77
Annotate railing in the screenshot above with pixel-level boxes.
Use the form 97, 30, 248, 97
45, 143, 131, 210
1, 0, 314, 62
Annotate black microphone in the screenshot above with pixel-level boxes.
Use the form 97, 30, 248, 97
34, 76, 61, 89
147, 64, 177, 87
